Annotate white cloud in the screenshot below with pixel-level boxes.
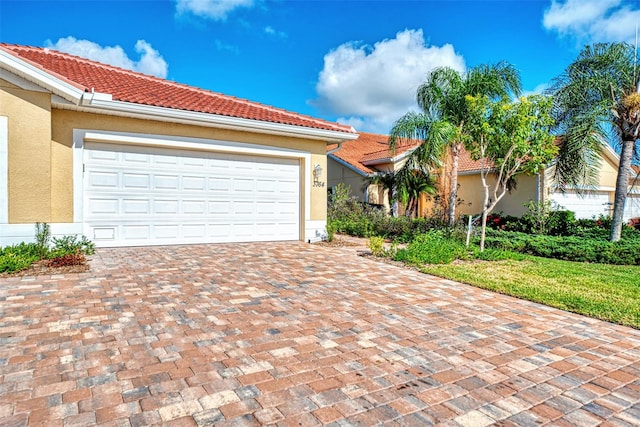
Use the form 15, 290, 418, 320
214, 40, 240, 54
312, 29, 465, 134
45, 37, 168, 78
543, 0, 640, 44
522, 83, 550, 97
176, 0, 255, 21
264, 26, 286, 38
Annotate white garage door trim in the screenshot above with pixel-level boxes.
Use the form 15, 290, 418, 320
73, 130, 313, 246
550, 189, 611, 219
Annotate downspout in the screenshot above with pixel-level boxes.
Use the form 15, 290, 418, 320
326, 140, 344, 155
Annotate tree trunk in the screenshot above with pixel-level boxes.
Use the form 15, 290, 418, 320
479, 171, 490, 252
609, 139, 635, 242
447, 143, 461, 227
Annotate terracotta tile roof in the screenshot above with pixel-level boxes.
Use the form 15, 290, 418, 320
327, 132, 419, 174
458, 147, 490, 173
0, 43, 355, 134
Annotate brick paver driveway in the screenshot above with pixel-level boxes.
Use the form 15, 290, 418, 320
1, 242, 640, 426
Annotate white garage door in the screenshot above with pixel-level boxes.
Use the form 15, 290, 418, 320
624, 194, 640, 221
83, 142, 300, 246
550, 190, 610, 219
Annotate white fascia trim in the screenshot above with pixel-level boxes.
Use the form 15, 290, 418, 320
73, 129, 313, 233
64, 98, 358, 143
0, 116, 7, 224
328, 154, 371, 177
0, 49, 85, 104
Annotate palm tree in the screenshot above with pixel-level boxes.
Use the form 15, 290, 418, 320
389, 62, 522, 226
549, 43, 640, 241
364, 171, 397, 215
396, 167, 437, 218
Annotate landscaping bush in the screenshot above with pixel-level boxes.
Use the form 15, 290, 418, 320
50, 234, 96, 258
394, 231, 467, 265
473, 247, 525, 261
0, 224, 96, 274
482, 230, 640, 265
366, 236, 386, 257
0, 243, 41, 273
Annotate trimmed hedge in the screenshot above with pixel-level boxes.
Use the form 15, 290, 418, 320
483, 230, 640, 265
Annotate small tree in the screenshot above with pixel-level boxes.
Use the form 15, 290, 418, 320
395, 167, 437, 218
465, 94, 557, 251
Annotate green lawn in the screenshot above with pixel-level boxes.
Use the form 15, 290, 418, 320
421, 256, 640, 329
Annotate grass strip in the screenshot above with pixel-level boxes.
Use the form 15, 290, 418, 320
422, 256, 640, 329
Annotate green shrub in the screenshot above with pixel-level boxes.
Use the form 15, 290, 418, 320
35, 222, 51, 258
482, 230, 640, 265
0, 243, 41, 273
367, 236, 386, 257
394, 231, 467, 265
547, 210, 576, 236
50, 235, 96, 257
325, 221, 337, 242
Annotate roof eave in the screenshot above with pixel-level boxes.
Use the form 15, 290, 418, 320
328, 153, 372, 177
1, 47, 358, 143
65, 98, 358, 143
0, 47, 86, 104
361, 148, 415, 166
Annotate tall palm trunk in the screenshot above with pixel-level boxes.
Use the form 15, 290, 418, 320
447, 142, 462, 227
610, 139, 635, 241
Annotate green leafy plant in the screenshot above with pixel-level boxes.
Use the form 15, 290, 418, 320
394, 231, 467, 265
0, 243, 40, 273
483, 230, 640, 265
34, 222, 51, 258
367, 236, 386, 257
50, 235, 96, 257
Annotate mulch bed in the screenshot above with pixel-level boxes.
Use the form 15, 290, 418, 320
0, 261, 90, 278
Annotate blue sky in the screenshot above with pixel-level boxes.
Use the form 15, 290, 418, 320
2, 0, 640, 134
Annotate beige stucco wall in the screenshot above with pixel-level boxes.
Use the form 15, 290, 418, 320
327, 157, 368, 202
3, 82, 332, 228
0, 80, 52, 223
457, 172, 540, 217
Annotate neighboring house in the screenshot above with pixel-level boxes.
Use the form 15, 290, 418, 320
329, 132, 640, 221
327, 132, 421, 213
0, 43, 357, 247
456, 143, 640, 221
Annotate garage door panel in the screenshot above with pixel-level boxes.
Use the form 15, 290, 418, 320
88, 171, 118, 188
122, 199, 150, 214
122, 151, 150, 164
154, 200, 179, 214
155, 175, 179, 190
183, 201, 206, 215
84, 142, 300, 246
210, 177, 231, 191
123, 173, 150, 189
155, 225, 179, 239
122, 225, 151, 240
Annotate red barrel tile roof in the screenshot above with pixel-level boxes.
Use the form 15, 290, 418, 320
327, 132, 419, 174
0, 43, 355, 134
